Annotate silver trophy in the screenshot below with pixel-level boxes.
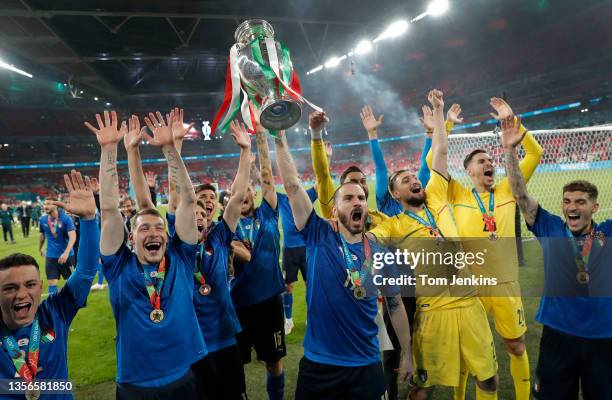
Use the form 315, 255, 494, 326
234, 20, 302, 131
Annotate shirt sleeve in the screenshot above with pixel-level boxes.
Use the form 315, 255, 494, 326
63, 214, 76, 232
170, 234, 199, 273
417, 137, 432, 187
368, 219, 395, 247
299, 210, 331, 246
311, 139, 334, 219
424, 170, 450, 212
211, 219, 233, 247
306, 187, 318, 203
101, 243, 131, 283
527, 205, 563, 237
65, 218, 100, 307
259, 198, 279, 221
369, 139, 390, 208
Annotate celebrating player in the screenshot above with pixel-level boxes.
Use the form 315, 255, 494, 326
230, 115, 286, 400
38, 197, 76, 296
426, 97, 543, 400
372, 90, 499, 399
274, 127, 413, 399
502, 115, 612, 400
86, 110, 205, 399
0, 169, 100, 399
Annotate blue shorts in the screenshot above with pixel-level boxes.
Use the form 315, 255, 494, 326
45, 256, 75, 280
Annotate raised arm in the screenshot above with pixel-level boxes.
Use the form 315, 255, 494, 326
48, 170, 99, 305
501, 116, 539, 226
274, 131, 313, 231
166, 107, 195, 214
124, 115, 155, 210
254, 115, 277, 210
84, 111, 126, 256
144, 110, 197, 245
429, 89, 449, 179
310, 111, 334, 218
223, 121, 252, 232
360, 105, 389, 205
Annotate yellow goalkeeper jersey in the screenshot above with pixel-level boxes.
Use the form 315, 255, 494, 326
429, 131, 543, 283
370, 170, 478, 311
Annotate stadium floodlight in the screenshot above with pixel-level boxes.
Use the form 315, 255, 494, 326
375, 20, 409, 42
0, 59, 33, 78
307, 65, 324, 75
94, 97, 99, 101
324, 56, 342, 68
427, 0, 449, 16
355, 40, 373, 55
105, 102, 111, 107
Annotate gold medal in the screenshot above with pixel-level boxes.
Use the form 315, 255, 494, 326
353, 286, 367, 300
25, 388, 41, 400
199, 284, 211, 296
576, 271, 590, 284
149, 309, 165, 323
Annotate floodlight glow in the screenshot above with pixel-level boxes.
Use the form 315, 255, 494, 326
355, 40, 373, 55
308, 65, 324, 74
376, 20, 409, 41
94, 97, 99, 101
324, 56, 341, 68
427, 0, 449, 16
0, 59, 33, 78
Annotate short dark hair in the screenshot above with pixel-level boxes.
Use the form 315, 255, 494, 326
130, 208, 165, 231
463, 149, 488, 169
195, 183, 216, 195
218, 190, 230, 204
388, 169, 410, 192
0, 253, 40, 271
339, 165, 364, 184
563, 180, 599, 201
333, 182, 366, 205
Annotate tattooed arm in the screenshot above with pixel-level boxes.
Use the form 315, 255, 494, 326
274, 132, 313, 231
385, 294, 413, 382
84, 111, 126, 256
144, 111, 197, 245
501, 116, 539, 226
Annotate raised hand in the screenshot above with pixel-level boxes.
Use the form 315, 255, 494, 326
360, 105, 384, 133
229, 120, 252, 150
309, 111, 329, 132
145, 171, 157, 188
490, 97, 514, 120
48, 170, 97, 220
427, 89, 444, 110
90, 177, 99, 194
420, 105, 434, 134
123, 115, 146, 150
84, 111, 126, 148
446, 103, 464, 124
500, 115, 525, 149
324, 141, 333, 159
169, 107, 195, 143
143, 111, 174, 147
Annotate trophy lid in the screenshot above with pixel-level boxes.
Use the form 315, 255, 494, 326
235, 19, 275, 44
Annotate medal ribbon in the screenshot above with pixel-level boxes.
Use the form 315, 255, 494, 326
564, 225, 599, 272
142, 256, 167, 312
47, 215, 59, 238
472, 188, 496, 233
194, 248, 207, 286
238, 218, 259, 249
405, 207, 444, 238
1, 315, 40, 382
338, 233, 372, 289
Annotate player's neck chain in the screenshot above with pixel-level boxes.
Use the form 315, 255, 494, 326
195, 248, 212, 296
471, 188, 498, 241
1, 315, 41, 399
564, 223, 605, 284
404, 206, 445, 245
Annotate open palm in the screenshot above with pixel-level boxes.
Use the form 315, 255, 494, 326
84, 110, 126, 147
49, 170, 97, 219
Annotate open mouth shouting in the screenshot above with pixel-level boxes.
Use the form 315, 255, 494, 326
144, 240, 163, 258
13, 301, 32, 320
410, 184, 422, 194
350, 208, 364, 223
566, 212, 583, 230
